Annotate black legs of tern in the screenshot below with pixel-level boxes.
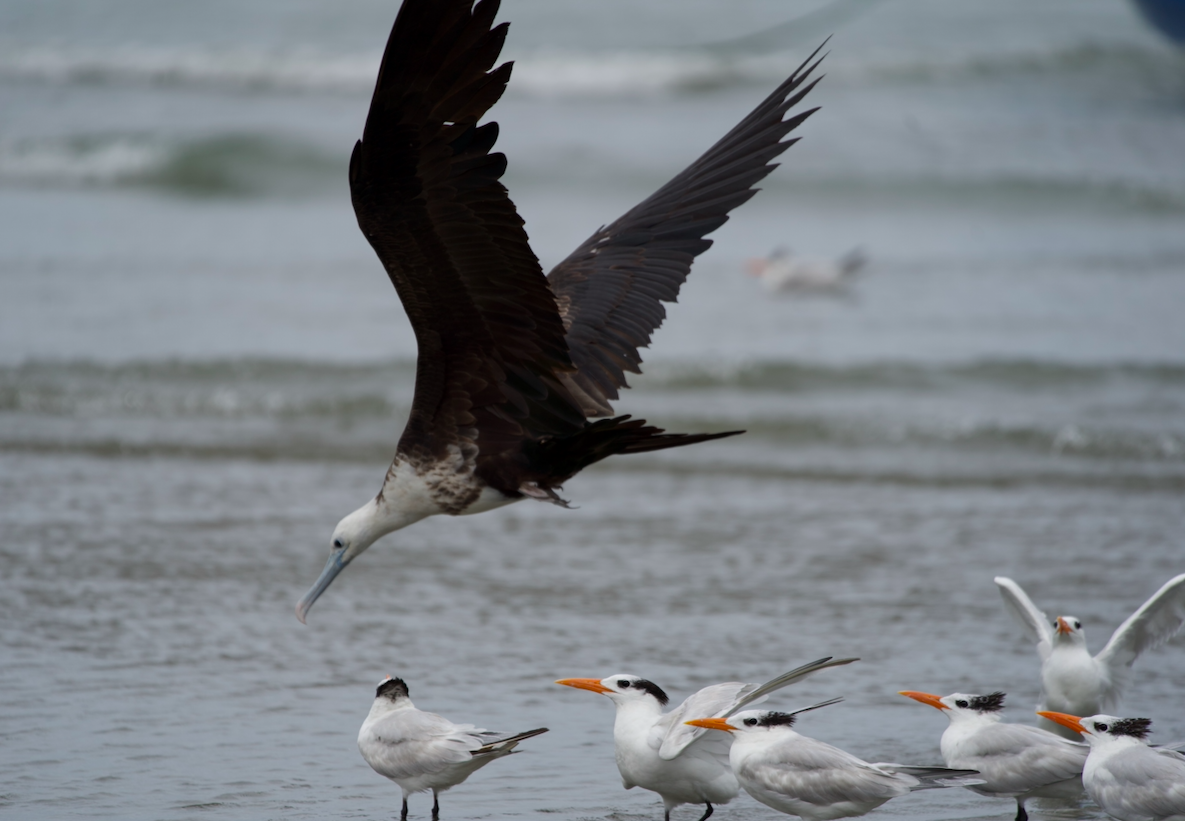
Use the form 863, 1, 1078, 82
1016, 800, 1028, 821
398, 793, 441, 820
664, 803, 713, 821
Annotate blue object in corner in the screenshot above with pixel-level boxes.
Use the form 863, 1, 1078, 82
1131, 0, 1185, 45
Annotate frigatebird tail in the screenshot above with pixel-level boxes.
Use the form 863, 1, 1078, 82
525, 416, 743, 485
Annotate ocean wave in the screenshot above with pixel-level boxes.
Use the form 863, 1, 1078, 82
5, 130, 1183, 212
2, 358, 1183, 467
0, 133, 341, 196
1, 40, 1178, 98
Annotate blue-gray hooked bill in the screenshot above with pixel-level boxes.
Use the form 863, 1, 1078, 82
295, 546, 348, 624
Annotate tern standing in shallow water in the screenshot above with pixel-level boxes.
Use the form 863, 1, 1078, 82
995, 574, 1185, 738
358, 676, 547, 820
1040, 711, 1185, 821
686, 700, 981, 821
556, 657, 856, 821
900, 690, 1088, 821
294, 0, 827, 622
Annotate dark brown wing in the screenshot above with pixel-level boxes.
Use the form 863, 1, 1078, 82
350, 0, 585, 467
547, 45, 827, 416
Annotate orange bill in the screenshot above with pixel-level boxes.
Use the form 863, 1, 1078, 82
555, 678, 612, 694
1056, 617, 1073, 635
899, 691, 948, 710
1038, 711, 1085, 734
685, 717, 736, 732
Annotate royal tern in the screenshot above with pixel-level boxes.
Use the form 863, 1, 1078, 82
556, 657, 857, 821
358, 676, 547, 820
1039, 711, 1185, 821
686, 699, 981, 821
295, 0, 828, 622
995, 574, 1185, 737
900, 690, 1088, 821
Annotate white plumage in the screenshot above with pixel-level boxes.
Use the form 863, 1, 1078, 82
686, 701, 980, 821
995, 574, 1185, 737
900, 690, 1088, 821
1040, 712, 1185, 821
358, 676, 547, 820
556, 657, 856, 821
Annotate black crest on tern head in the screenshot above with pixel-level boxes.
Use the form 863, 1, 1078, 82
376, 677, 410, 701
629, 678, 670, 706
969, 692, 1005, 713
754, 712, 799, 728
1103, 718, 1152, 739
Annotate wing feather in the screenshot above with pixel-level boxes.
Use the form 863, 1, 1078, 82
657, 658, 856, 761
350, 0, 585, 468
995, 576, 1054, 660
547, 44, 827, 416
1097, 573, 1185, 669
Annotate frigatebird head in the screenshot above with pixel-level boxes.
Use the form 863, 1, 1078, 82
295, 500, 384, 624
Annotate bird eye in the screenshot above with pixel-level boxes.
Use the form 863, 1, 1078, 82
617, 680, 630, 689
1096, 723, 1108, 732
955, 700, 968, 708
744, 718, 757, 726
333, 538, 344, 549
1074, 620, 1081, 629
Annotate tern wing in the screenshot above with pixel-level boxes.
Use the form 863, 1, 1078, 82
953, 723, 1086, 793
1096, 574, 1185, 679
742, 736, 914, 806
363, 711, 485, 780
995, 576, 1054, 660
657, 658, 856, 761
545, 45, 824, 416
655, 682, 753, 760
723, 657, 858, 718
1098, 746, 1185, 819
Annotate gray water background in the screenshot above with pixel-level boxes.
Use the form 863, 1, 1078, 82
2, 0, 1184, 819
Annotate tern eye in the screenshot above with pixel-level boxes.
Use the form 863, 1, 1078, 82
955, 700, 969, 708
744, 718, 758, 726
1095, 722, 1108, 732
1074, 620, 1081, 629
617, 680, 630, 689
333, 538, 344, 549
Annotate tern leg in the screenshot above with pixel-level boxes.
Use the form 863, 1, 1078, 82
400, 797, 408, 821
1014, 799, 1027, 821
694, 804, 713, 821
431, 791, 440, 820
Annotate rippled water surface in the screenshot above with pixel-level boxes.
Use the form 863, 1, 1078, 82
2, 1, 1184, 819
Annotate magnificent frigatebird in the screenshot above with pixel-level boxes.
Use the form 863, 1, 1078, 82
295, 0, 824, 622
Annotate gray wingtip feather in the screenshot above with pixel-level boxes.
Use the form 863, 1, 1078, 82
725, 656, 858, 717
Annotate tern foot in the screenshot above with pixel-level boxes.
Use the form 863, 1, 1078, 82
695, 804, 713, 821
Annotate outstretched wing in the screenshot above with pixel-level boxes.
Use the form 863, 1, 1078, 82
657, 657, 856, 761
546, 44, 827, 417
995, 576, 1054, 661
350, 0, 585, 466
1097, 573, 1185, 670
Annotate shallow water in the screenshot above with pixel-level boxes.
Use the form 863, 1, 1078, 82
2, 0, 1184, 819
